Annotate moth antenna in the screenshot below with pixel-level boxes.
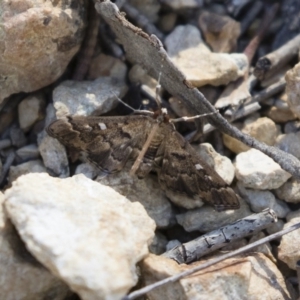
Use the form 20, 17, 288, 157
111, 92, 154, 115
154, 60, 164, 110
170, 110, 219, 123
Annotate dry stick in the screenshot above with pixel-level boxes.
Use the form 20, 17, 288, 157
72, 0, 100, 80
240, 1, 263, 36
215, 3, 279, 111
254, 33, 300, 81
123, 221, 300, 300
95, 0, 300, 178
0, 150, 15, 185
163, 208, 277, 264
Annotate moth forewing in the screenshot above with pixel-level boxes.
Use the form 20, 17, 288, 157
47, 111, 240, 211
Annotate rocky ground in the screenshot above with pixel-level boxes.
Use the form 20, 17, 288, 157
1, 0, 300, 299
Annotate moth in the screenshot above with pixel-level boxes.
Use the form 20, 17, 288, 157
47, 105, 240, 211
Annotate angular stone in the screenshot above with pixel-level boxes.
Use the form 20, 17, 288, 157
176, 198, 251, 233
235, 149, 291, 190
278, 210, 300, 270
53, 77, 128, 119
8, 159, 47, 184
0, 0, 86, 104
0, 192, 70, 299
141, 253, 290, 299
275, 178, 300, 203
4, 173, 156, 300
18, 93, 46, 132
237, 183, 290, 218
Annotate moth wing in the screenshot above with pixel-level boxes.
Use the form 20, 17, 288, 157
47, 115, 155, 173
158, 129, 240, 211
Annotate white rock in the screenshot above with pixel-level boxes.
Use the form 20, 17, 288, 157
0, 192, 70, 299
237, 183, 290, 218
195, 143, 235, 185
0, 0, 86, 105
4, 173, 155, 300
165, 25, 248, 87
235, 149, 291, 189
275, 177, 300, 203
8, 159, 47, 184
141, 253, 290, 299
176, 198, 251, 232
18, 93, 46, 132
53, 77, 127, 119
97, 169, 175, 229
38, 104, 69, 177
285, 61, 300, 119
278, 210, 300, 270
161, 0, 202, 10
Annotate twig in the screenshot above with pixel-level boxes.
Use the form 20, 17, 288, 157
0, 150, 15, 186
72, 1, 100, 80
163, 208, 277, 264
95, 0, 300, 178
123, 221, 300, 300
240, 1, 263, 36
254, 33, 300, 81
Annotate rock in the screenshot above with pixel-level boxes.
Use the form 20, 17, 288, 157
165, 25, 248, 87
284, 120, 300, 133
176, 198, 251, 233
97, 168, 175, 229
0, 0, 86, 104
15, 144, 40, 162
195, 143, 235, 185
87, 53, 127, 81
265, 94, 296, 123
158, 12, 177, 32
149, 231, 168, 255
0, 192, 70, 299
248, 232, 275, 262
141, 253, 290, 299
18, 93, 46, 132
275, 177, 300, 203
235, 149, 291, 190
285, 61, 300, 119
9, 127, 27, 148
278, 210, 300, 270
161, 0, 203, 10
75, 163, 99, 179
38, 104, 69, 178
53, 77, 128, 119
128, 0, 161, 22
8, 159, 47, 184
266, 219, 284, 235
199, 11, 241, 53
275, 132, 300, 160
237, 183, 290, 218
223, 116, 279, 154
4, 173, 156, 300
129, 64, 158, 89
165, 239, 182, 251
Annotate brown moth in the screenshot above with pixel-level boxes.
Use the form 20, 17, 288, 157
47, 108, 240, 211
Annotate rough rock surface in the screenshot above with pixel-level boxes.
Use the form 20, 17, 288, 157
4, 173, 156, 300
0, 0, 86, 104
235, 149, 291, 189
0, 192, 70, 299
141, 253, 290, 300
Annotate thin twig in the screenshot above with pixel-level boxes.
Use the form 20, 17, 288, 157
123, 222, 300, 300
163, 208, 277, 264
254, 33, 300, 81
